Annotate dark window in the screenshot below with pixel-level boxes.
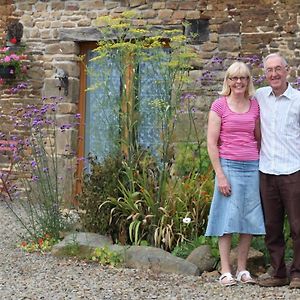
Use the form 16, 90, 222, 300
184, 19, 209, 45
81, 47, 170, 164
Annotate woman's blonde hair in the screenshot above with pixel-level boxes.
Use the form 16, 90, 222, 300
219, 61, 255, 97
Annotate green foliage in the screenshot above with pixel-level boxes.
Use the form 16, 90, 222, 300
77, 13, 214, 253
79, 12, 213, 250
172, 235, 219, 261
0, 44, 29, 86
90, 246, 123, 267
77, 153, 122, 234
101, 148, 160, 245
2, 97, 75, 242
90, 12, 197, 163
283, 216, 293, 261
251, 236, 269, 264
17, 123, 66, 240
101, 148, 214, 251
173, 142, 211, 177
19, 234, 59, 253
249, 217, 293, 264
63, 241, 81, 257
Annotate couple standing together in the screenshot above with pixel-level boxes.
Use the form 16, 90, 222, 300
205, 53, 300, 288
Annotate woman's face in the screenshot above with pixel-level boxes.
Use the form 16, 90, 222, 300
227, 74, 249, 96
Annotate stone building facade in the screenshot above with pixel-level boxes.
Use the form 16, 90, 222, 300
0, 0, 299, 200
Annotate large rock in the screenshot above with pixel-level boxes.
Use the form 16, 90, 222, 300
186, 245, 215, 274
230, 247, 265, 275
125, 246, 200, 276
52, 232, 113, 258
52, 232, 200, 276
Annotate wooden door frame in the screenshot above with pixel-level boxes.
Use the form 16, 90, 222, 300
75, 42, 97, 196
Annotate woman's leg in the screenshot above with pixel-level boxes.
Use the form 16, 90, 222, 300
219, 234, 232, 274
237, 233, 252, 272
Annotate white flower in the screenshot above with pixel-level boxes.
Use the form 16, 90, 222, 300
182, 217, 191, 224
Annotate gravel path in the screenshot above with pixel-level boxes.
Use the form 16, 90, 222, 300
1, 201, 300, 300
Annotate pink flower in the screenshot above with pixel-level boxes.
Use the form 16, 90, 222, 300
0, 47, 9, 53
9, 54, 20, 61
4, 56, 11, 62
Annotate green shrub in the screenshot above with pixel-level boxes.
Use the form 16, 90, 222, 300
172, 235, 219, 265
174, 142, 211, 177
90, 246, 123, 267
76, 13, 214, 252
102, 150, 214, 251
76, 153, 122, 235
3, 97, 76, 242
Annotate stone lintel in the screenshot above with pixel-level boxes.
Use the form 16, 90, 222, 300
59, 27, 103, 41
59, 25, 182, 42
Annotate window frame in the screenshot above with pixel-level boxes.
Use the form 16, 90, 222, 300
77, 42, 97, 194
76, 42, 171, 194
77, 42, 137, 193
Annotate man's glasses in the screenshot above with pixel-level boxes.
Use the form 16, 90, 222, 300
228, 76, 249, 82
265, 66, 286, 74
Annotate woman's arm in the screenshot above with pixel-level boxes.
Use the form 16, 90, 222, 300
207, 111, 231, 196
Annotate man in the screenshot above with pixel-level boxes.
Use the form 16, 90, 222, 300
255, 53, 300, 288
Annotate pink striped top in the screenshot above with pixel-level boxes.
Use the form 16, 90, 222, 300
211, 96, 260, 161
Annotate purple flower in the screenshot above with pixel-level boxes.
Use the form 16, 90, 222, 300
60, 124, 72, 132
31, 175, 39, 182
30, 161, 37, 167
17, 82, 28, 89
211, 57, 223, 64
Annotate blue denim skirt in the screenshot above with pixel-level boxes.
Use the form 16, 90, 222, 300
205, 158, 265, 236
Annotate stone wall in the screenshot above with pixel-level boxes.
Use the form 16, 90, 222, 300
0, 0, 13, 44
1, 0, 299, 199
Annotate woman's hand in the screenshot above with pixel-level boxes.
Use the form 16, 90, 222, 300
217, 174, 231, 197
207, 111, 231, 197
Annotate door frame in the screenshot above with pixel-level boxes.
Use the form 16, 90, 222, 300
76, 42, 97, 195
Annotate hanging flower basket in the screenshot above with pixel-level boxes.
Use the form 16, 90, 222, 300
0, 65, 16, 79
0, 46, 28, 85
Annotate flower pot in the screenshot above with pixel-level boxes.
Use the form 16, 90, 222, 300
0, 65, 16, 79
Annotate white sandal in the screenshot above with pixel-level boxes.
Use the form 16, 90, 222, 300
219, 272, 237, 286
236, 270, 256, 284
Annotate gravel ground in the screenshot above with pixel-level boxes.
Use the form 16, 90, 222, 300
0, 201, 300, 300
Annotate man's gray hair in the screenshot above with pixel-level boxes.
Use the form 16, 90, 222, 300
263, 53, 288, 69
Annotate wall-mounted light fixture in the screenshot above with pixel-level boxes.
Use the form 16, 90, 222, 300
55, 67, 69, 96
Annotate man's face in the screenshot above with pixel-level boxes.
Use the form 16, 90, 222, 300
264, 56, 288, 93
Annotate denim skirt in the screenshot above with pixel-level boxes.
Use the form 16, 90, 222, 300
205, 158, 265, 236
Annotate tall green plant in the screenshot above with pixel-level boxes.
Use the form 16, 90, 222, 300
1, 97, 77, 241
82, 12, 213, 251
76, 153, 122, 235
100, 147, 214, 251
90, 12, 196, 163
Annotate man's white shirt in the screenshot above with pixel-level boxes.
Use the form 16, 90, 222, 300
255, 84, 300, 175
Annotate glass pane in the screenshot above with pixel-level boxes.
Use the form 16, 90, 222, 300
85, 51, 121, 163
138, 49, 170, 157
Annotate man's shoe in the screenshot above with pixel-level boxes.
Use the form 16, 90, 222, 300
258, 277, 289, 287
289, 277, 300, 289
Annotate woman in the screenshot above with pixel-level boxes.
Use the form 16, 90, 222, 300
205, 61, 265, 286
